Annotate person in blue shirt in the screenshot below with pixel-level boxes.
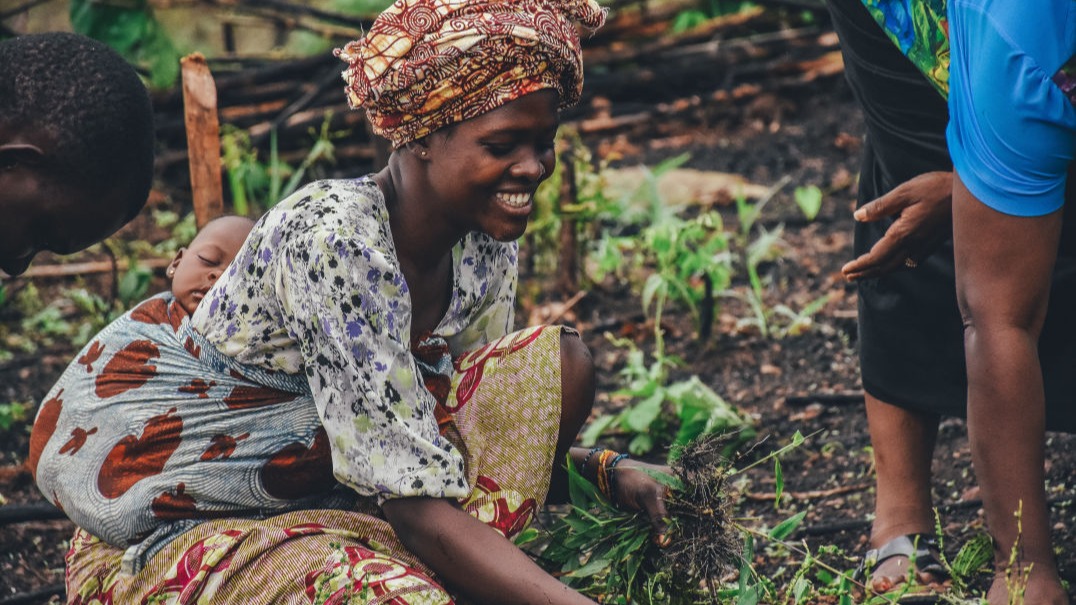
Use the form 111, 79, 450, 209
830, 0, 1075, 602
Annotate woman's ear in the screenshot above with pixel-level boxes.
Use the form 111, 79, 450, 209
404, 138, 432, 161
167, 249, 185, 279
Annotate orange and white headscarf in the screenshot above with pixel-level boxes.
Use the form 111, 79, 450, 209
335, 0, 605, 148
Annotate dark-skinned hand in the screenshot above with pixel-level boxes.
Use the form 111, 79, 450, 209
612, 458, 672, 546
842, 171, 953, 281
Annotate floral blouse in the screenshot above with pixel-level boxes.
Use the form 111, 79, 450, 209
190, 178, 518, 500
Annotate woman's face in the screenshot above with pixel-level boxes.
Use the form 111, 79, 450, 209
422, 90, 559, 242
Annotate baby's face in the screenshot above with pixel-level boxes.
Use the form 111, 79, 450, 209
169, 216, 253, 315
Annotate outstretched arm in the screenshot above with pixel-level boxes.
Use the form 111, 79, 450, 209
383, 496, 596, 605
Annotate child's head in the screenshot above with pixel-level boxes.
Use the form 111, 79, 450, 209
167, 216, 255, 315
0, 32, 156, 277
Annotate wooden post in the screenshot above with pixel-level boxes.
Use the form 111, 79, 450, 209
181, 53, 224, 228
555, 147, 579, 295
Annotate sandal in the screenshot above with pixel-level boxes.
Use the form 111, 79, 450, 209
855, 533, 952, 604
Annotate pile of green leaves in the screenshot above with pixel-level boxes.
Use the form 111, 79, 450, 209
521, 435, 743, 604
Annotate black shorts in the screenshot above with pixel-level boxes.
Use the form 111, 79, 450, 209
827, 0, 1076, 432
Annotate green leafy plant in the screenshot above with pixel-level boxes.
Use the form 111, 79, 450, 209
587, 156, 734, 340
525, 128, 626, 283
793, 185, 823, 221
70, 0, 181, 89
222, 117, 341, 215
947, 532, 994, 592
523, 435, 743, 603
727, 182, 828, 339
582, 334, 755, 459
525, 433, 827, 604
0, 401, 30, 431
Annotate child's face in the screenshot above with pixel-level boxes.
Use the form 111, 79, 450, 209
168, 216, 254, 315
0, 140, 130, 277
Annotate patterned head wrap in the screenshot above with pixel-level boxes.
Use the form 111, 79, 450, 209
335, 0, 606, 148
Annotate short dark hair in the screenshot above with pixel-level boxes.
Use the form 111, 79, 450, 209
0, 32, 155, 220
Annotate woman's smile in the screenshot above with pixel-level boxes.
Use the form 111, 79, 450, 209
494, 190, 534, 211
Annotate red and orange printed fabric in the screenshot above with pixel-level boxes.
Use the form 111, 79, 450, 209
335, 0, 606, 147
31, 293, 564, 602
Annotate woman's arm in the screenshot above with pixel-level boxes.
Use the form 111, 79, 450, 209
383, 497, 596, 605
563, 446, 670, 534
952, 174, 1061, 576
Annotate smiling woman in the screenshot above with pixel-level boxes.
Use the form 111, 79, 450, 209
31, 1, 673, 604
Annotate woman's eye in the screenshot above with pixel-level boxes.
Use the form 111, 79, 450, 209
483, 143, 514, 157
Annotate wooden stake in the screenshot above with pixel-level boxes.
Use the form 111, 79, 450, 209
555, 147, 579, 295
17, 258, 172, 280
181, 53, 225, 228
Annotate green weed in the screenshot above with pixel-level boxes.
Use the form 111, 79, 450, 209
222, 116, 342, 215
524, 435, 743, 604
582, 333, 755, 459
0, 401, 30, 431
728, 181, 828, 339
793, 186, 823, 221
671, 1, 757, 33
70, 0, 181, 89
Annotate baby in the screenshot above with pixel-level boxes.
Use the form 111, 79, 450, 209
165, 215, 255, 314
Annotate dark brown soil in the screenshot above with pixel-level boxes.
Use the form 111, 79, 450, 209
2, 54, 1074, 605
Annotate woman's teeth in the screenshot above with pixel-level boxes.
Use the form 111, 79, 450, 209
496, 192, 531, 208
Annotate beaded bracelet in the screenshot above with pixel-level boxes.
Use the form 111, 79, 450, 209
595, 449, 617, 500
580, 446, 606, 477
606, 453, 631, 507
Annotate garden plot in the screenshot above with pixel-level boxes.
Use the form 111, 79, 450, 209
2, 2, 1075, 603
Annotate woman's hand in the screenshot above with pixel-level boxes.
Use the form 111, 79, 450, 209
842, 171, 953, 281
612, 459, 671, 541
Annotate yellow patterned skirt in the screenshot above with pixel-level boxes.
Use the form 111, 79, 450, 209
64, 325, 564, 605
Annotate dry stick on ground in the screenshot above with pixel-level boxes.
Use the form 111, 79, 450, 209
0, 0, 56, 21
203, 0, 373, 30
542, 291, 588, 326
0, 502, 66, 526
249, 66, 347, 147
181, 53, 225, 227
784, 392, 865, 407
744, 482, 872, 502
16, 258, 173, 280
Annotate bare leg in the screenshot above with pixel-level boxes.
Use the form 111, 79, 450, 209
865, 394, 945, 588
546, 329, 596, 504
952, 176, 1068, 605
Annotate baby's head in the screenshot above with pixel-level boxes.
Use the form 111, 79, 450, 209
167, 216, 255, 315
